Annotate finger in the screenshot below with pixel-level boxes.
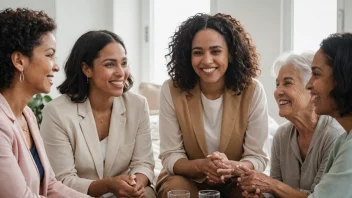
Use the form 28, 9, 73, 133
217, 168, 234, 175
206, 172, 222, 183
241, 185, 257, 193
237, 164, 251, 173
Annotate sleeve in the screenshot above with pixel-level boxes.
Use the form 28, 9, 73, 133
158, 80, 188, 174
0, 122, 44, 198
40, 104, 94, 194
310, 129, 339, 192
240, 80, 270, 172
308, 137, 352, 197
129, 97, 155, 183
270, 128, 282, 181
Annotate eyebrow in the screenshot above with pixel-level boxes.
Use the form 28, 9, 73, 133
45, 48, 56, 53
191, 45, 223, 50
311, 66, 322, 71
102, 57, 128, 63
283, 77, 294, 81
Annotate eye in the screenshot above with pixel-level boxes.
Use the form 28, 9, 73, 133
46, 53, 55, 58
121, 61, 129, 67
192, 51, 202, 56
105, 62, 114, 67
211, 50, 221, 55
284, 81, 292, 86
312, 72, 319, 76
276, 83, 279, 88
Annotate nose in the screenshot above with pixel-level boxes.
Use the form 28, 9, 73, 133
201, 52, 213, 64
53, 62, 60, 72
274, 86, 284, 98
305, 76, 313, 90
114, 64, 125, 77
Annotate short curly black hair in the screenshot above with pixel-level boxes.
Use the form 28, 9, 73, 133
320, 32, 352, 117
0, 8, 56, 90
58, 30, 133, 103
166, 13, 260, 94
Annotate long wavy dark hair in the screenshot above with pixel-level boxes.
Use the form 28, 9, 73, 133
320, 32, 352, 116
166, 13, 260, 94
58, 30, 133, 103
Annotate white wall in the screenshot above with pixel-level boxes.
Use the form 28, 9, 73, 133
343, 0, 352, 32
212, 0, 285, 123
0, 0, 56, 20
113, 0, 141, 92
53, 0, 114, 98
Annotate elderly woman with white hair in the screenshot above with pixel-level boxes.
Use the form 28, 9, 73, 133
237, 51, 344, 198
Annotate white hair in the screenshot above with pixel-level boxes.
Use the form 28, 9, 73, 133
271, 51, 315, 85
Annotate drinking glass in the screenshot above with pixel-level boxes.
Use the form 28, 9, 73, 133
198, 190, 220, 198
167, 190, 190, 198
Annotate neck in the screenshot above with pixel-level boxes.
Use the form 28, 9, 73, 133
88, 89, 114, 113
334, 115, 352, 134
0, 85, 34, 119
199, 78, 225, 100
287, 110, 319, 138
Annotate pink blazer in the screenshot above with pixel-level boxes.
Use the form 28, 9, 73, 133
0, 94, 90, 198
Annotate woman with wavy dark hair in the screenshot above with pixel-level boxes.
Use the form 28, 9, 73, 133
156, 13, 269, 198
40, 30, 156, 198
303, 33, 352, 198
0, 8, 89, 198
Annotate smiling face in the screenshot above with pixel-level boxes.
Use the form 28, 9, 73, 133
306, 49, 338, 116
274, 64, 312, 119
83, 41, 130, 98
22, 32, 59, 94
191, 28, 229, 86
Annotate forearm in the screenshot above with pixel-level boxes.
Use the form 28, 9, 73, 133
272, 180, 308, 198
87, 178, 111, 197
229, 160, 254, 170
135, 173, 149, 187
173, 158, 205, 179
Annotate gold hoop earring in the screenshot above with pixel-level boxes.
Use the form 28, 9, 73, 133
20, 71, 24, 82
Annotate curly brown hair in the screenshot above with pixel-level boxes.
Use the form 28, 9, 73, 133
0, 8, 56, 89
167, 13, 260, 94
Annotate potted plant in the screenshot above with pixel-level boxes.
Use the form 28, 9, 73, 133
27, 94, 52, 127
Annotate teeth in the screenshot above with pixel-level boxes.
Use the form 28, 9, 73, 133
312, 95, 320, 100
47, 77, 53, 82
111, 81, 123, 85
202, 68, 216, 73
279, 100, 290, 105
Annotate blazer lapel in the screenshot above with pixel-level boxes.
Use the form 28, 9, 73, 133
219, 89, 236, 152
78, 99, 104, 179
187, 84, 208, 156
104, 97, 126, 176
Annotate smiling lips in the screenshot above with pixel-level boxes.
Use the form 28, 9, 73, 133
201, 67, 217, 73
47, 76, 53, 84
110, 80, 124, 88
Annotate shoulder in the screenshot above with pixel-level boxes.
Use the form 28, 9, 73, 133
123, 91, 147, 105
0, 110, 15, 144
273, 121, 293, 143
42, 94, 76, 116
318, 116, 345, 141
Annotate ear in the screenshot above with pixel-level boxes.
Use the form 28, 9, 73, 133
11, 51, 26, 72
81, 62, 93, 78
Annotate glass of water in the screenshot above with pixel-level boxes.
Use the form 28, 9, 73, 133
198, 190, 220, 198
167, 190, 190, 198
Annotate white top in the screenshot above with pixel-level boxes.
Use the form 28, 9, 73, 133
201, 92, 223, 154
100, 137, 108, 163
159, 79, 270, 175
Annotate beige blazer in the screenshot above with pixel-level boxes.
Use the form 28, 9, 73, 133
40, 92, 155, 194
0, 94, 89, 198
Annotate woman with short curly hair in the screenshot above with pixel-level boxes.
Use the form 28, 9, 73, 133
156, 13, 269, 197
0, 8, 89, 198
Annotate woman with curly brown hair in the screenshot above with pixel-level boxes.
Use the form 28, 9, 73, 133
0, 8, 89, 198
156, 13, 270, 198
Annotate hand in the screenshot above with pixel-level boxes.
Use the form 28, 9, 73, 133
206, 152, 233, 183
242, 189, 264, 198
198, 154, 227, 184
107, 174, 144, 197
237, 165, 274, 194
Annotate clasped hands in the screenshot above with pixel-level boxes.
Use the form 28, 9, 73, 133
107, 174, 145, 198
201, 151, 244, 185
